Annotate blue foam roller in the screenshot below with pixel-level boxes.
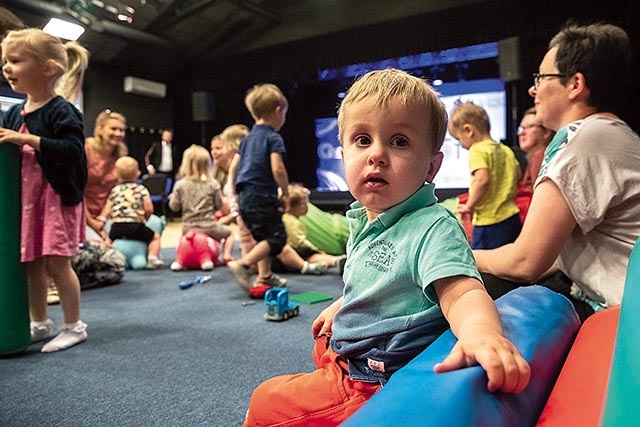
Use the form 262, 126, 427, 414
343, 286, 580, 427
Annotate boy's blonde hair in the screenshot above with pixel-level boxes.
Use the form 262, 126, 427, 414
287, 183, 311, 211
180, 144, 212, 181
448, 101, 491, 134
337, 68, 448, 153
244, 83, 288, 121
2, 28, 89, 104
115, 156, 140, 182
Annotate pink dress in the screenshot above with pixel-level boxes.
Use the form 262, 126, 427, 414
19, 122, 85, 262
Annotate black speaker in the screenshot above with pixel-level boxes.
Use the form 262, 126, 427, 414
192, 91, 216, 122
499, 37, 522, 82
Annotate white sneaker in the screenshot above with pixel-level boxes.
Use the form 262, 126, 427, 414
30, 319, 55, 343
301, 261, 328, 275
170, 261, 183, 271
201, 261, 214, 270
41, 321, 88, 353
147, 256, 165, 269
327, 255, 348, 275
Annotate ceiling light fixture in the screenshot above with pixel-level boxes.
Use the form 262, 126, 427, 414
42, 17, 86, 41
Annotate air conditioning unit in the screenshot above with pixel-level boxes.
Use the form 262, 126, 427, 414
123, 76, 166, 98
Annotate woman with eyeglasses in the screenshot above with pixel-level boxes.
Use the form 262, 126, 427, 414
84, 109, 128, 240
474, 23, 640, 322
514, 107, 554, 221
517, 107, 554, 192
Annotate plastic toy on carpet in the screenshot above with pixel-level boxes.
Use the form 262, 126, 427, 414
178, 275, 212, 290
264, 287, 300, 321
290, 292, 332, 304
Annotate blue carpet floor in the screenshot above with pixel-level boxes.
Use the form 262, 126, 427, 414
0, 248, 344, 427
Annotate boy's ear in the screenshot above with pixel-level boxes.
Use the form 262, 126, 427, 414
462, 123, 474, 136
426, 151, 444, 183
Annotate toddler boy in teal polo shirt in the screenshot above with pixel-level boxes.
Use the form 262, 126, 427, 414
244, 69, 531, 427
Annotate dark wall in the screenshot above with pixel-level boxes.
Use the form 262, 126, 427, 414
164, 0, 638, 191
83, 64, 176, 169
80, 0, 639, 190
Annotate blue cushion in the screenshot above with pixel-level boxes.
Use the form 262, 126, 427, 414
343, 286, 580, 427
112, 215, 166, 270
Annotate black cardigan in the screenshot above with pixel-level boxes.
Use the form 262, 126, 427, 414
2, 96, 87, 206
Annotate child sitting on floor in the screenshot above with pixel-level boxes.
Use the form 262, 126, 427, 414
283, 183, 346, 274
99, 156, 164, 269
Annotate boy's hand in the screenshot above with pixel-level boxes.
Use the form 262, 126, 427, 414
311, 297, 342, 338
455, 203, 474, 215
433, 330, 531, 393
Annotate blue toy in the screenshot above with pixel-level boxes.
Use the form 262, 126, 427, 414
178, 274, 212, 290
264, 287, 300, 321
112, 215, 166, 269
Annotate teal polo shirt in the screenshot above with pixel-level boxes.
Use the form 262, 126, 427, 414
331, 183, 481, 383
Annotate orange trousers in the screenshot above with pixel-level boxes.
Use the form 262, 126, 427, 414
244, 336, 382, 427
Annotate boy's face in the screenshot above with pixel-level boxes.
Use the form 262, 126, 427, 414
290, 196, 309, 217
341, 96, 442, 221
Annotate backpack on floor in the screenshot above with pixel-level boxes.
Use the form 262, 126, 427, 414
72, 240, 126, 290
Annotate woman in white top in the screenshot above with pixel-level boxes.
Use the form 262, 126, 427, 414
474, 23, 640, 321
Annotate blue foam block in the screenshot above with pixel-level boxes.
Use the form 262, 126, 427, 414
343, 286, 580, 427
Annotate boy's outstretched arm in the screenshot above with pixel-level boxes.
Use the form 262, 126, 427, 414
270, 152, 290, 200
432, 275, 531, 393
456, 168, 489, 215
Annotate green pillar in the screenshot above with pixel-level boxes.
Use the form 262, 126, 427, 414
0, 143, 29, 355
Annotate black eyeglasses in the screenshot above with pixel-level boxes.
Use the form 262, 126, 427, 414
518, 124, 544, 133
532, 73, 567, 89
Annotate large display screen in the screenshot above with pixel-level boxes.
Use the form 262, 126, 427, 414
313, 41, 506, 192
